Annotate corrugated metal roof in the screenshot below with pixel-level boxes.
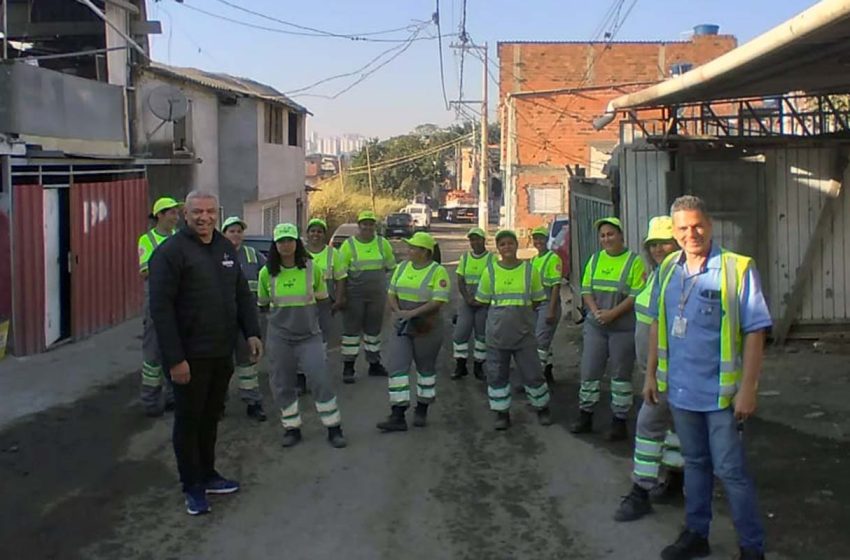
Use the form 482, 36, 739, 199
145, 62, 310, 115
496, 39, 733, 47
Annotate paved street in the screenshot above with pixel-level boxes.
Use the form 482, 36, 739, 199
1, 224, 844, 560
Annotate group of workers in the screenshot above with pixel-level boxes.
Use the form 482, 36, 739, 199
140, 192, 771, 560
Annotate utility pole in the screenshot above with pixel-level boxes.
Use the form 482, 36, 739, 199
2, 0, 8, 60
338, 154, 346, 194
478, 43, 489, 231
365, 144, 376, 212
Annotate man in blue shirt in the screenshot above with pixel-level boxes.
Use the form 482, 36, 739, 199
646, 196, 771, 560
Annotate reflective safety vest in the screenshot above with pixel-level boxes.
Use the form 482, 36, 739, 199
457, 251, 492, 286
634, 268, 657, 325
655, 249, 752, 409
309, 245, 343, 281
240, 245, 261, 293
258, 260, 326, 308
481, 261, 544, 306
138, 228, 173, 273
584, 250, 639, 297
532, 250, 562, 288
343, 235, 393, 274
390, 260, 449, 303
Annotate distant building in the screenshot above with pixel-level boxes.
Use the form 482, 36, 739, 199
307, 131, 366, 157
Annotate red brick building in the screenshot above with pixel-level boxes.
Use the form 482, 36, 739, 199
498, 31, 738, 231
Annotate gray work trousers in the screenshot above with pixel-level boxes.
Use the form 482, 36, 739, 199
535, 302, 562, 367
341, 290, 386, 364
579, 320, 635, 418
316, 298, 335, 344
233, 332, 262, 404
386, 319, 443, 408
631, 320, 681, 488
268, 333, 341, 430
141, 281, 173, 410
486, 340, 550, 412
452, 301, 488, 362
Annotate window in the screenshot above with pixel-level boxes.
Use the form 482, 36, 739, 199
262, 204, 280, 235
528, 187, 563, 214
264, 104, 284, 144
288, 110, 300, 147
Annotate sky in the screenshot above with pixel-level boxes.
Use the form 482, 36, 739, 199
148, 0, 819, 139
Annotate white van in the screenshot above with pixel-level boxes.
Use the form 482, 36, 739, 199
402, 203, 431, 231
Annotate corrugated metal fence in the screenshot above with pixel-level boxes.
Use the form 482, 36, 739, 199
568, 178, 617, 302
11, 184, 46, 355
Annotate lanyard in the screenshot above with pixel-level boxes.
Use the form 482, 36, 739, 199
678, 266, 701, 316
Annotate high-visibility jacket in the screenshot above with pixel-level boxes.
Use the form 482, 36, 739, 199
138, 228, 173, 274
476, 261, 546, 307
389, 260, 450, 304
237, 245, 263, 294
257, 260, 327, 308
655, 249, 752, 409
532, 250, 563, 292
457, 250, 493, 289
339, 235, 395, 274
309, 245, 347, 282
581, 249, 645, 330
635, 268, 657, 325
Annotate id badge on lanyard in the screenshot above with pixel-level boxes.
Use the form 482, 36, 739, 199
673, 270, 698, 338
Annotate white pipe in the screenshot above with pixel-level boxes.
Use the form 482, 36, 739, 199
75, 0, 148, 59
594, 0, 850, 129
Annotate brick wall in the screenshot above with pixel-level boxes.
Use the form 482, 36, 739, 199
499, 35, 738, 231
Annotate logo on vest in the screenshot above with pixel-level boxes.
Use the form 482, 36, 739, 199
222, 253, 235, 268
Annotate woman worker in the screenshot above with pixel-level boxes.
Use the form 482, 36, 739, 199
531, 226, 564, 385
452, 227, 492, 380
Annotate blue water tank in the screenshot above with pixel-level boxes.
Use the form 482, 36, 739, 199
693, 24, 720, 36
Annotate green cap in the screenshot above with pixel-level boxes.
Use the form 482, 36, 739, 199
151, 197, 181, 217
404, 231, 436, 251
307, 218, 328, 231
593, 216, 623, 232
221, 216, 247, 232
273, 223, 299, 242
357, 210, 378, 223
466, 227, 486, 239
531, 226, 549, 237
495, 229, 517, 242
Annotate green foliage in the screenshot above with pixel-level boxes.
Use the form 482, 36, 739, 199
308, 177, 406, 235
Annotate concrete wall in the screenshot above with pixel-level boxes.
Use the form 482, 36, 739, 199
218, 98, 259, 219
499, 34, 738, 230
256, 102, 306, 219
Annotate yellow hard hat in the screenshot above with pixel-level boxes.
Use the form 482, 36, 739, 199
404, 231, 436, 251
593, 216, 623, 231
307, 218, 328, 231
357, 210, 377, 223
150, 197, 181, 217
531, 226, 549, 237
466, 227, 486, 239
273, 223, 299, 241
221, 216, 247, 232
644, 216, 674, 245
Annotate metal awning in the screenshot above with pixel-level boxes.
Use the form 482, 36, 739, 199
595, 0, 850, 127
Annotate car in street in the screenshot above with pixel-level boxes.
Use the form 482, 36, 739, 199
384, 212, 415, 238
242, 235, 273, 258
330, 223, 359, 248
401, 203, 431, 231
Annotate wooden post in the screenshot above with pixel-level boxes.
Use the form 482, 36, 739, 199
774, 152, 848, 344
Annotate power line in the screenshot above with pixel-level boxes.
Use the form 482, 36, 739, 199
434, 1, 451, 110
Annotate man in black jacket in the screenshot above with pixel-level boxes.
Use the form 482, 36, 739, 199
149, 190, 263, 516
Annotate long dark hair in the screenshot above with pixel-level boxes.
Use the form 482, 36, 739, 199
432, 243, 442, 265
266, 238, 311, 275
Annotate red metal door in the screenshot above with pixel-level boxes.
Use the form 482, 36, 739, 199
11, 184, 46, 355
70, 178, 148, 339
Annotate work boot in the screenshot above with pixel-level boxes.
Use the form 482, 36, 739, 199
651, 470, 684, 504
494, 411, 511, 431
413, 403, 429, 427
327, 426, 347, 448
737, 547, 765, 560
606, 417, 628, 441
368, 362, 388, 377
569, 410, 593, 434
377, 406, 408, 432
451, 358, 468, 380
544, 364, 555, 385
297, 374, 308, 395
537, 407, 553, 426
614, 484, 652, 522
661, 529, 710, 560
342, 362, 356, 384
473, 361, 485, 380
281, 428, 303, 448
246, 402, 267, 422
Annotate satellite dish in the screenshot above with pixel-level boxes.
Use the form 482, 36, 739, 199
148, 85, 189, 121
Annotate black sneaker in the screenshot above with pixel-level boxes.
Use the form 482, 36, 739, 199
494, 411, 511, 431
368, 362, 388, 377
342, 362, 356, 384
606, 418, 629, 441
451, 358, 468, 380
661, 529, 711, 560
569, 410, 593, 434
185, 485, 211, 516
614, 485, 652, 522
473, 361, 485, 380
246, 402, 267, 422
281, 428, 303, 448
737, 547, 765, 560
327, 426, 347, 448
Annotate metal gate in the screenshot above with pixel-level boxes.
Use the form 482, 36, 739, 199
11, 184, 46, 355
568, 178, 618, 309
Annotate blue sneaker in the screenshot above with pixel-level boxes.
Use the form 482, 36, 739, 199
185, 486, 211, 516
205, 475, 240, 495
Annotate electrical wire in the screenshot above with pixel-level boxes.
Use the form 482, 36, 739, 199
346, 133, 473, 173
435, 0, 451, 110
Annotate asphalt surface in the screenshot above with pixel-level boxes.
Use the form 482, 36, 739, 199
0, 224, 844, 559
